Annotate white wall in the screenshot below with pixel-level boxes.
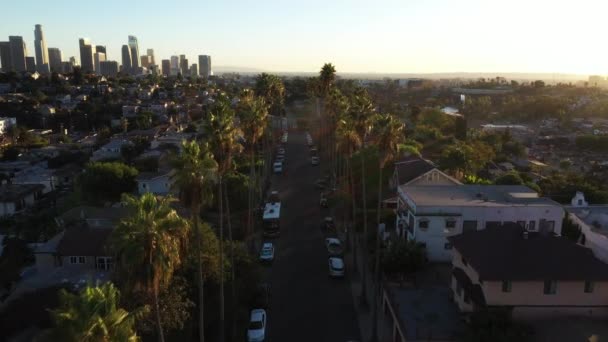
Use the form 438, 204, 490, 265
569, 212, 608, 264
138, 176, 173, 195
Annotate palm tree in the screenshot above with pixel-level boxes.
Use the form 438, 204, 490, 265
325, 88, 349, 183
236, 90, 268, 249
347, 87, 375, 306
254, 73, 285, 117
370, 113, 405, 342
318, 63, 336, 168
49, 282, 148, 342
171, 140, 218, 342
202, 95, 243, 342
111, 193, 190, 342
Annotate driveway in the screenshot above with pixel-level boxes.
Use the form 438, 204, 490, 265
265, 128, 360, 342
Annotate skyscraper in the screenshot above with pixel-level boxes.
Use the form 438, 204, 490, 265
147, 48, 155, 65
121, 44, 132, 73
94, 52, 106, 75
34, 24, 49, 73
190, 63, 198, 78
198, 55, 211, 78
140, 55, 151, 68
79, 38, 95, 73
180, 56, 189, 76
128, 36, 139, 68
99, 61, 119, 77
95, 45, 106, 55
25, 56, 36, 73
170, 55, 179, 76
9, 36, 27, 72
161, 59, 170, 76
0, 42, 12, 72
47, 47, 62, 72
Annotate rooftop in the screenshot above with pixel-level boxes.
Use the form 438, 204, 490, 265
393, 157, 437, 186
567, 205, 608, 237
400, 185, 559, 207
56, 223, 113, 256
448, 223, 608, 281
0, 184, 44, 202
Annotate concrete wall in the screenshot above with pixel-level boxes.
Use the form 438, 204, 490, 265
569, 212, 608, 264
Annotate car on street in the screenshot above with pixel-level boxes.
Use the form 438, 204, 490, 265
325, 238, 344, 256
320, 193, 328, 208
311, 156, 320, 165
268, 190, 280, 203
322, 216, 336, 231
259, 242, 275, 262
328, 257, 345, 277
273, 161, 283, 174
247, 309, 267, 342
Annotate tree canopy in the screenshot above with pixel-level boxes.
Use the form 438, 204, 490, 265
77, 162, 138, 204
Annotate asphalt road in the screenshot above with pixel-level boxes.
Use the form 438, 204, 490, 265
264, 129, 360, 342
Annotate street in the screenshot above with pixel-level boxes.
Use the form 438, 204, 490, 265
265, 128, 361, 342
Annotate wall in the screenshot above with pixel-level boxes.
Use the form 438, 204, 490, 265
35, 253, 57, 273
569, 212, 608, 264
138, 175, 172, 195
60, 256, 96, 271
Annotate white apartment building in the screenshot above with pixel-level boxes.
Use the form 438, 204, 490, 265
566, 192, 608, 263
0, 117, 17, 135
396, 185, 564, 262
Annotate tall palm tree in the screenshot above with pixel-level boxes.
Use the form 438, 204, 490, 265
236, 90, 268, 249
202, 95, 243, 342
370, 113, 405, 342
347, 87, 375, 306
325, 88, 349, 183
171, 140, 218, 342
254, 73, 285, 117
49, 282, 147, 342
111, 193, 190, 342
318, 63, 336, 168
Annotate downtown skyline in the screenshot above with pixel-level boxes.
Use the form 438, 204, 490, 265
0, 0, 607, 75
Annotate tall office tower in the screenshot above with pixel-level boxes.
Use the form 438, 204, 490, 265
128, 36, 139, 68
99, 61, 119, 77
69, 56, 77, 66
34, 25, 49, 73
95, 45, 106, 54
62, 60, 74, 73
94, 52, 106, 74
140, 55, 152, 68
161, 59, 170, 76
198, 55, 211, 78
121, 44, 132, 72
79, 38, 95, 73
25, 56, 36, 73
190, 63, 198, 78
146, 49, 155, 65
0, 42, 12, 72
47, 47, 62, 72
170, 55, 179, 76
180, 57, 189, 76
9, 36, 27, 72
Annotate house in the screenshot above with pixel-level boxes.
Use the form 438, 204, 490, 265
389, 157, 460, 190
0, 117, 17, 135
0, 184, 44, 217
448, 223, 608, 319
58, 205, 132, 228
91, 139, 133, 161
122, 105, 140, 118
137, 169, 175, 195
566, 192, 608, 263
38, 105, 56, 116
396, 185, 564, 261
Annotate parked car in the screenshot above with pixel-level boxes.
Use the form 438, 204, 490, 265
328, 257, 345, 277
322, 217, 336, 231
311, 156, 320, 165
325, 238, 343, 256
273, 161, 283, 174
320, 193, 328, 208
259, 242, 275, 262
268, 190, 280, 203
247, 309, 267, 342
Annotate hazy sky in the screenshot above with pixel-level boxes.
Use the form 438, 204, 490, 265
1, 0, 606, 74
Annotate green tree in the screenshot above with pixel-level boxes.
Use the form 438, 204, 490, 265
254, 73, 285, 117
48, 282, 147, 342
494, 172, 524, 185
459, 309, 532, 342
111, 193, 190, 342
371, 113, 405, 341
78, 162, 138, 204
171, 140, 217, 342
381, 240, 426, 280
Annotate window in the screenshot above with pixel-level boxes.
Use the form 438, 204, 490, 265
528, 221, 536, 231
445, 219, 456, 229
444, 243, 452, 250
418, 219, 429, 230
70, 256, 86, 264
584, 281, 594, 293
501, 281, 512, 293
544, 280, 557, 295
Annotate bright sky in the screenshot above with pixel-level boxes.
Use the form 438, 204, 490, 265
1, 0, 606, 74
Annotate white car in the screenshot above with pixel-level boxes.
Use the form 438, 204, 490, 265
325, 238, 343, 256
311, 156, 320, 165
273, 161, 283, 173
247, 309, 267, 342
259, 242, 275, 262
277, 148, 285, 155
328, 257, 345, 277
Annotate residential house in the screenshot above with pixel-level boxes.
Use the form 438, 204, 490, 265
448, 224, 608, 319
38, 105, 56, 116
137, 169, 175, 195
0, 184, 44, 217
566, 192, 608, 263
389, 157, 460, 190
91, 139, 133, 161
122, 105, 140, 118
397, 185, 564, 261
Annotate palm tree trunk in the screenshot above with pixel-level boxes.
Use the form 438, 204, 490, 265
371, 165, 384, 342
218, 176, 225, 342
248, 149, 255, 251
193, 205, 205, 342
154, 285, 165, 342
223, 180, 237, 340
360, 150, 369, 307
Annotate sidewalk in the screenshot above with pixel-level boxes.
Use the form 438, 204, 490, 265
347, 232, 392, 342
